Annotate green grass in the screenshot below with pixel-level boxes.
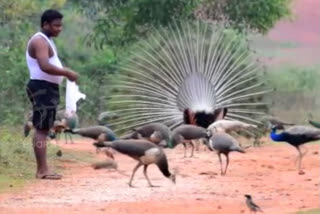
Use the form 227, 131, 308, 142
266, 65, 320, 93
0, 126, 96, 193
293, 209, 320, 214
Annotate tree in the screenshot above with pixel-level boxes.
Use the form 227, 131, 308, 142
77, 0, 291, 48
196, 0, 292, 34
75, 0, 200, 48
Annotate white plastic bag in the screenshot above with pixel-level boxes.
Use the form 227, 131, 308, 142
65, 80, 86, 117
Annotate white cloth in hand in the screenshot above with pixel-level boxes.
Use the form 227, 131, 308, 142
65, 80, 86, 116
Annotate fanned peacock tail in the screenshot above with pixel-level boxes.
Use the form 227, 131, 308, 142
107, 21, 270, 134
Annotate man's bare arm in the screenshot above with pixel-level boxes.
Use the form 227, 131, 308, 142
32, 37, 78, 81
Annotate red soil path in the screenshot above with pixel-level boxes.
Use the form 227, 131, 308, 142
0, 139, 319, 214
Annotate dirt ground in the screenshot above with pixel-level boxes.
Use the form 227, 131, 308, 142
0, 138, 319, 214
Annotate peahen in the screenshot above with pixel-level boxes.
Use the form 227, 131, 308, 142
93, 139, 175, 187
169, 124, 210, 157
207, 119, 257, 133
49, 110, 79, 143
206, 132, 245, 175
120, 123, 171, 147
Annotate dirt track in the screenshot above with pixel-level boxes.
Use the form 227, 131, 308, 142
0, 139, 319, 214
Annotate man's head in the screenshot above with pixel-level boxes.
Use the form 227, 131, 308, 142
41, 9, 63, 37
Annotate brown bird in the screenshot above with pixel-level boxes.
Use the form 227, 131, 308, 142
94, 139, 175, 187
244, 194, 263, 213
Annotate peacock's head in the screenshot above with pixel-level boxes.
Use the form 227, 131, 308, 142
107, 132, 117, 141
244, 194, 252, 199
270, 124, 281, 133
206, 129, 214, 138
166, 137, 179, 149
93, 141, 105, 148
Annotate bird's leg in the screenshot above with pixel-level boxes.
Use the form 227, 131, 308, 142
218, 153, 223, 175
182, 142, 187, 158
143, 165, 156, 187
296, 146, 308, 171
64, 132, 68, 144
194, 139, 200, 151
296, 146, 302, 171
55, 135, 59, 144
224, 153, 229, 175
69, 133, 74, 144
301, 146, 309, 157
189, 141, 195, 158
129, 162, 142, 188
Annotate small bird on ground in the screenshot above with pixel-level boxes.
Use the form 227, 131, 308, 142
244, 194, 263, 213
93, 139, 176, 187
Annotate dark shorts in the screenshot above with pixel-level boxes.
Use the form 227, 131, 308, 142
26, 80, 60, 130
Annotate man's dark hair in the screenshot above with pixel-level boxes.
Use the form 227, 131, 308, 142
41, 9, 63, 27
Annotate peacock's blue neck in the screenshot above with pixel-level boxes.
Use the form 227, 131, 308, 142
270, 128, 285, 142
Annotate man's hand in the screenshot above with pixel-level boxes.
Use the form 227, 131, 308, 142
64, 68, 78, 82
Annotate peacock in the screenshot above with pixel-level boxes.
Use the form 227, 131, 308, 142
270, 125, 320, 172
105, 21, 269, 135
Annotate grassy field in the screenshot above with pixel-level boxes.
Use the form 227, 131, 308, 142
0, 126, 96, 193
294, 209, 320, 214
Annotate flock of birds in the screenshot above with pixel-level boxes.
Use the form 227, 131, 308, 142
24, 109, 320, 212
22, 110, 320, 212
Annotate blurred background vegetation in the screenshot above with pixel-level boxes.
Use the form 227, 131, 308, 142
0, 0, 298, 127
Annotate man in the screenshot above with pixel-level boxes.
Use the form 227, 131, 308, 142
26, 9, 78, 179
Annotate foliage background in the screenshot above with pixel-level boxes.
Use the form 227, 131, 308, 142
0, 0, 298, 127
